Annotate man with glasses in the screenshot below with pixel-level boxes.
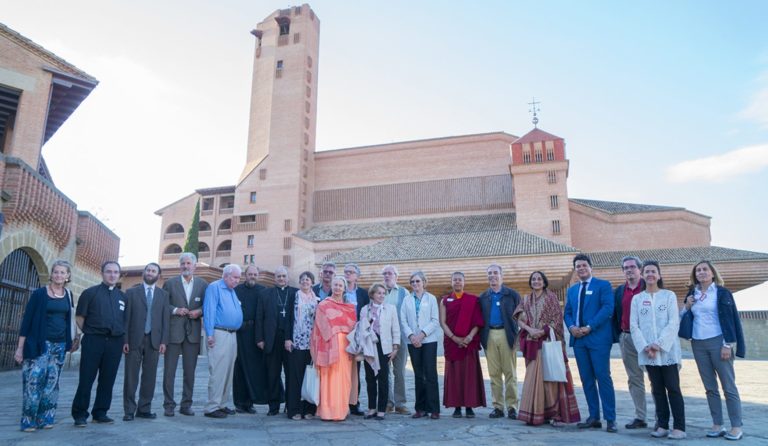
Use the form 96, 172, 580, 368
343, 263, 369, 416
381, 265, 411, 415
256, 267, 296, 415
312, 262, 336, 299
612, 256, 648, 429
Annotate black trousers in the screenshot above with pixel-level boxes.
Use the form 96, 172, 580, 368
285, 349, 317, 417
364, 342, 390, 413
233, 322, 268, 408
264, 330, 288, 411
72, 334, 123, 420
409, 342, 440, 414
646, 364, 686, 431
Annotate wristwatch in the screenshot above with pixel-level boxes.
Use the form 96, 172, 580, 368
723, 343, 732, 349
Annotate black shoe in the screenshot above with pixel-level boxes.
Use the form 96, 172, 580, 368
465, 408, 475, 418
607, 421, 618, 433
236, 406, 257, 414
452, 408, 462, 418
489, 408, 504, 419
625, 418, 647, 429
508, 408, 518, 419
135, 412, 157, 419
204, 410, 227, 419
349, 407, 365, 416
122, 414, 134, 421
577, 417, 602, 429
74, 418, 87, 428
267, 409, 279, 416
221, 407, 236, 416
164, 409, 175, 417
179, 408, 195, 416
92, 415, 114, 424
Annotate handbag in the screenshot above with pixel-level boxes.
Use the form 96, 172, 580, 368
542, 327, 567, 382
301, 363, 320, 405
678, 309, 694, 340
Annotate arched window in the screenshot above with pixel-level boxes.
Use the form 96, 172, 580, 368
198, 242, 210, 252
164, 244, 182, 254
199, 221, 211, 231
219, 219, 232, 231
165, 223, 184, 234
217, 240, 232, 252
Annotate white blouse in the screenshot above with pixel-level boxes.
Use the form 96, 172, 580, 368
630, 289, 682, 367
689, 283, 723, 340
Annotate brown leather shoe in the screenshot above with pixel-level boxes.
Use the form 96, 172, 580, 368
430, 412, 440, 420
412, 411, 426, 419
395, 407, 412, 415
179, 408, 195, 416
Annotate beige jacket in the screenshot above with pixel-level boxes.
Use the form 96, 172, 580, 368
359, 303, 401, 355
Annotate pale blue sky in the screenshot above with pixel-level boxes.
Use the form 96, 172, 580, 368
2, 1, 767, 289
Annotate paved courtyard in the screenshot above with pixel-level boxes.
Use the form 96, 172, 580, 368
0, 354, 766, 445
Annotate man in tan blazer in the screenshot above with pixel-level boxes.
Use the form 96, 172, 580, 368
162, 253, 208, 416
123, 263, 170, 421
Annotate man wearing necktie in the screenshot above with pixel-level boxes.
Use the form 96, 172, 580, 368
564, 254, 617, 433
122, 263, 170, 421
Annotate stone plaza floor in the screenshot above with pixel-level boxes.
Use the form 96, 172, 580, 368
0, 354, 766, 445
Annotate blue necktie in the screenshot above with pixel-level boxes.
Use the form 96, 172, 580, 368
577, 282, 587, 327
145, 287, 153, 334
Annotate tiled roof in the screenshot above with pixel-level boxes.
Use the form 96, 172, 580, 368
570, 198, 685, 215
297, 213, 517, 242
328, 229, 578, 264
196, 185, 236, 196
514, 127, 563, 145
587, 246, 768, 268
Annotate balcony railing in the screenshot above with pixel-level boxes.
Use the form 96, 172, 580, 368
164, 232, 184, 239
199, 230, 212, 237
219, 208, 234, 215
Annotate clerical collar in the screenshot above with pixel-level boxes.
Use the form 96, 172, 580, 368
277, 286, 286, 291
103, 283, 116, 291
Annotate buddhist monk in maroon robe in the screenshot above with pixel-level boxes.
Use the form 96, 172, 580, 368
439, 272, 486, 418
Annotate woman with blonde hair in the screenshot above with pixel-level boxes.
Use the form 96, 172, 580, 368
681, 260, 745, 440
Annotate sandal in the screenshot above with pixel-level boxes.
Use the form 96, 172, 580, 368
291, 414, 302, 421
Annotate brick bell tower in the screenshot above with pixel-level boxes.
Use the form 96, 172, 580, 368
508, 102, 572, 246
232, 4, 320, 274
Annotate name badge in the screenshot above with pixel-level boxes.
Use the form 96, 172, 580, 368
643, 301, 652, 306
496, 301, 501, 306
194, 297, 201, 302
585, 291, 593, 295
447, 298, 454, 302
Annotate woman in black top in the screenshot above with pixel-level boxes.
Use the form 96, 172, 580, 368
15, 260, 78, 432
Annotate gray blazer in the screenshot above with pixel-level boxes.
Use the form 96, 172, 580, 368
124, 284, 170, 350
163, 276, 208, 344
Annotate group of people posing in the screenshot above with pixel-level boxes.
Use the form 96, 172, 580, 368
15, 253, 746, 441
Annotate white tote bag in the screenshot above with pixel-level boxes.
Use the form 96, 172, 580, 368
541, 327, 567, 382
301, 364, 320, 405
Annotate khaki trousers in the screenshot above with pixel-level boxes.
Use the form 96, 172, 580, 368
205, 329, 237, 414
486, 328, 518, 410
619, 332, 647, 421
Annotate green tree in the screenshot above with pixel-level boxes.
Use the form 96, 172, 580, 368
183, 198, 200, 256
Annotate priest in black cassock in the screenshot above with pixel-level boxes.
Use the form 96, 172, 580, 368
233, 265, 269, 413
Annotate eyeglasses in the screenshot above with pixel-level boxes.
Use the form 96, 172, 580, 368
343, 270, 356, 274
410, 279, 422, 284
322, 270, 335, 274
622, 265, 639, 271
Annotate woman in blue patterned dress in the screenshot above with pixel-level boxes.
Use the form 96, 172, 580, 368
14, 260, 79, 432
285, 271, 321, 420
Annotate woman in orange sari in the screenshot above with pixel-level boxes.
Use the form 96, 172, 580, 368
310, 275, 358, 421
514, 271, 580, 426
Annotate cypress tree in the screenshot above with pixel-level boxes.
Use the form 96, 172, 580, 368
183, 198, 200, 256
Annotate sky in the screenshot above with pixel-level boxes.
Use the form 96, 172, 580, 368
2, 1, 767, 306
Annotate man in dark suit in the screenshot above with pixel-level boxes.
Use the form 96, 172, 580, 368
564, 254, 617, 433
479, 264, 521, 420
256, 266, 297, 415
233, 264, 268, 413
122, 262, 170, 421
343, 263, 369, 416
162, 252, 208, 417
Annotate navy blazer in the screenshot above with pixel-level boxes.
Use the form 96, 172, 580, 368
684, 286, 746, 358
479, 285, 521, 350
19, 287, 73, 359
564, 277, 614, 348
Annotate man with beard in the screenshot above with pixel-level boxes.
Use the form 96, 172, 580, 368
233, 264, 268, 414
162, 253, 208, 417
122, 263, 170, 421
256, 266, 297, 415
72, 261, 126, 427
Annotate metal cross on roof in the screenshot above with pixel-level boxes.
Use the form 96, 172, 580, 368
528, 97, 541, 127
